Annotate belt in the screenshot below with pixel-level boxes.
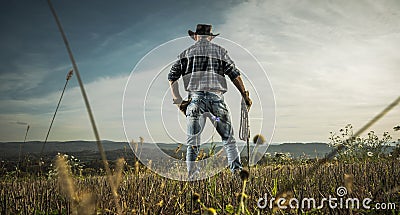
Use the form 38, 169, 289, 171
189, 91, 223, 95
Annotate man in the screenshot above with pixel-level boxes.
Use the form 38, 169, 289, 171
168, 24, 252, 179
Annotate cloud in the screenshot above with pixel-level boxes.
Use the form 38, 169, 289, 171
216, 0, 400, 142
2, 0, 399, 143
0, 54, 49, 94
15, 121, 28, 125
0, 74, 128, 141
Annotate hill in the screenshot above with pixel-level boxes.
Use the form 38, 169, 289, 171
0, 141, 339, 162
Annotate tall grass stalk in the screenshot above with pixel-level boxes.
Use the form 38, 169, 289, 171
46, 0, 122, 213
236, 170, 250, 215
17, 125, 30, 172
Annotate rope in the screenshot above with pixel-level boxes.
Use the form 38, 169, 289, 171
239, 98, 250, 168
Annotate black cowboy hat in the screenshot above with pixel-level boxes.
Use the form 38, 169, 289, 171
188, 24, 220, 40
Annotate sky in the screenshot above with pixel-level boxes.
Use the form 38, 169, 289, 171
0, 0, 399, 144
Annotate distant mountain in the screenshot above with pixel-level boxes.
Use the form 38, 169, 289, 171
0, 141, 129, 158
268, 142, 333, 158
1, 141, 395, 162
154, 142, 335, 159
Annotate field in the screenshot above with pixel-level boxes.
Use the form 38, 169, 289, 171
1, 154, 399, 214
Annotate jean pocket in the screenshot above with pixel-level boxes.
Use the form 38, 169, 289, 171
212, 102, 229, 120
216, 101, 228, 112
186, 100, 201, 117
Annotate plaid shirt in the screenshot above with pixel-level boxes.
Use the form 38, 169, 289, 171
168, 39, 240, 93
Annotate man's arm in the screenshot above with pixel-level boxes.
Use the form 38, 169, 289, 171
169, 80, 182, 104
168, 55, 185, 104
169, 80, 191, 114
232, 76, 252, 110
168, 56, 192, 114
221, 50, 252, 110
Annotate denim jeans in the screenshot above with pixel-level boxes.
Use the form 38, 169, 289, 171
185, 91, 242, 177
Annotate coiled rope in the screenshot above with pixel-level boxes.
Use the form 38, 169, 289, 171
239, 98, 250, 168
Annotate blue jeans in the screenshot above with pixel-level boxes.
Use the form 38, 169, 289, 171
185, 91, 242, 177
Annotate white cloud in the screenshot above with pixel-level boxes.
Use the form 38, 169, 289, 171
0, 53, 70, 94
217, 0, 400, 142
0, 75, 129, 141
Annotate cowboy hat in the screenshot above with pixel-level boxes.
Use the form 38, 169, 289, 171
188, 24, 220, 40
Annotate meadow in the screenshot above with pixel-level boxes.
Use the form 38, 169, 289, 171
1, 151, 399, 214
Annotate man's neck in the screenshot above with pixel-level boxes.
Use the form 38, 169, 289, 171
196, 38, 210, 43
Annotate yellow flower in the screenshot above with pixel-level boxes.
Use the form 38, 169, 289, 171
206, 207, 217, 215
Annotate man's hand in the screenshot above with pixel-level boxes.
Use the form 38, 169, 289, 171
175, 98, 192, 115
243, 91, 252, 111
232, 76, 252, 111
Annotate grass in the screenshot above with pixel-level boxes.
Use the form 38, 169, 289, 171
1, 156, 399, 214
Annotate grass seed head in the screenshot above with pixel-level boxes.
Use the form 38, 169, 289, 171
253, 134, 266, 144
55, 154, 77, 201
192, 192, 201, 202
239, 169, 250, 181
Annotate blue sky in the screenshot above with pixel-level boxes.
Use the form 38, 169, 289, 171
1, 0, 399, 143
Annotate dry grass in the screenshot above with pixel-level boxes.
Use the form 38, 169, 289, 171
1, 157, 399, 214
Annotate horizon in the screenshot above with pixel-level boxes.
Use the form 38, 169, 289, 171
2, 140, 399, 147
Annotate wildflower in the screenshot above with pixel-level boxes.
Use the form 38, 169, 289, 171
156, 200, 163, 207
206, 207, 217, 215
225, 204, 234, 213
